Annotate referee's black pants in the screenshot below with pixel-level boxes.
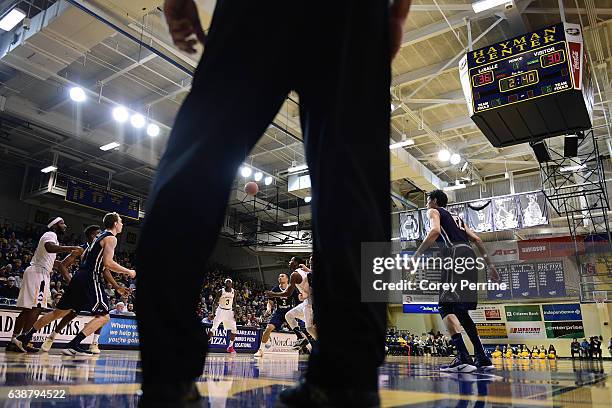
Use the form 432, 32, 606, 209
136, 0, 390, 392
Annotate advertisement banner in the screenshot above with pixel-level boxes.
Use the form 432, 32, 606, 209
204, 325, 261, 352
505, 305, 542, 321
98, 316, 139, 347
265, 332, 299, 355
545, 321, 585, 338
469, 305, 503, 323
476, 323, 507, 339
485, 241, 519, 263
542, 303, 582, 321
402, 303, 439, 314
507, 321, 546, 339
0, 308, 93, 345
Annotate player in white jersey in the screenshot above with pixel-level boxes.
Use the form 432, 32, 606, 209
6, 217, 81, 353
210, 278, 238, 354
266, 255, 317, 351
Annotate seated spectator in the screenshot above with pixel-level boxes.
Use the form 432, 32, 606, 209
202, 313, 214, 324
581, 338, 590, 359
110, 301, 130, 315
571, 338, 580, 359
105, 282, 115, 298
0, 276, 19, 299
126, 303, 136, 316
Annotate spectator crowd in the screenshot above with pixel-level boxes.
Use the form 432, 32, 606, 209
386, 329, 455, 357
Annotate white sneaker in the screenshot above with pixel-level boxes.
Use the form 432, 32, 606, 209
89, 343, 100, 354
254, 349, 264, 357
41, 336, 55, 352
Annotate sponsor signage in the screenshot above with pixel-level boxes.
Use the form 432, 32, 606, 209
507, 321, 546, 339
469, 305, 503, 322
265, 332, 299, 355
98, 316, 139, 347
0, 308, 93, 345
518, 236, 584, 260
204, 324, 261, 352
505, 305, 542, 321
476, 323, 507, 339
542, 303, 582, 321
402, 303, 439, 314
545, 321, 585, 338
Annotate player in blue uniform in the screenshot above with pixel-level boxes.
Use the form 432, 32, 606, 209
254, 272, 300, 357
16, 212, 135, 356
411, 190, 499, 373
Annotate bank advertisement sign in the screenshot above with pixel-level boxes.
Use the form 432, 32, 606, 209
542, 303, 582, 321
505, 305, 542, 321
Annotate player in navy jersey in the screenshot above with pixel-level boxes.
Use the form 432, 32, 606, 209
16, 212, 135, 356
411, 190, 499, 373
254, 272, 300, 357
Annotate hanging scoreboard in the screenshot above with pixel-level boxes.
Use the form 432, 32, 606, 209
459, 23, 594, 147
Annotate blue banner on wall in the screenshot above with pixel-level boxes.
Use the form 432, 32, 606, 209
98, 316, 139, 347
204, 324, 261, 352
402, 303, 439, 314
542, 303, 582, 321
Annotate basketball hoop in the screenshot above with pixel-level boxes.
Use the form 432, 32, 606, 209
593, 291, 608, 304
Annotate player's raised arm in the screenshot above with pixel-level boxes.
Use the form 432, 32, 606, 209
266, 271, 301, 298
101, 236, 136, 278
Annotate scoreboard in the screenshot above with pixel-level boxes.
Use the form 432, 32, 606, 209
66, 178, 140, 220
460, 23, 594, 147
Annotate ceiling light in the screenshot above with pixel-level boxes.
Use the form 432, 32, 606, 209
112, 106, 129, 122
390, 102, 397, 112
504, 171, 510, 179
450, 153, 461, 165
40, 165, 57, 173
69, 87, 86, 102
461, 162, 469, 172
130, 113, 146, 128
283, 221, 299, 227
264, 176, 273, 185
240, 166, 252, 178
288, 164, 308, 173
443, 183, 467, 191
304, 196, 312, 203
254, 172, 263, 181
438, 149, 451, 162
0, 9, 26, 31
146, 123, 160, 137
389, 139, 415, 149
560, 164, 586, 172
100, 142, 120, 151
472, 0, 513, 13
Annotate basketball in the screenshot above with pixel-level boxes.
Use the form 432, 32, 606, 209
244, 181, 259, 196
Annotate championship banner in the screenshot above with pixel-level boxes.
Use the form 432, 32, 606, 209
493, 196, 520, 230
507, 321, 546, 339
0, 308, 93, 345
542, 303, 582, 321
505, 305, 542, 321
545, 321, 585, 338
487, 265, 512, 300
536, 262, 566, 297
476, 323, 507, 339
447, 203, 467, 220
399, 211, 422, 241
264, 332, 299, 355
519, 192, 548, 227
98, 316, 139, 348
466, 200, 493, 232
469, 305, 503, 322
204, 325, 261, 352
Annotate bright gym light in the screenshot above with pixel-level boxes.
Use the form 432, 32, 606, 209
264, 176, 273, 185
438, 149, 451, 162
283, 221, 298, 227
146, 123, 160, 137
0, 9, 26, 31
304, 196, 312, 203
389, 139, 415, 149
472, 0, 512, 14
450, 153, 461, 165
113, 106, 129, 123
40, 165, 57, 173
100, 142, 121, 151
130, 113, 146, 128
69, 87, 86, 102
254, 172, 263, 181
240, 166, 252, 178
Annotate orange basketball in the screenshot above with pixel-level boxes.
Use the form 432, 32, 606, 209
244, 181, 259, 196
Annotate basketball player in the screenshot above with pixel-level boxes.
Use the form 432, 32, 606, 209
266, 255, 317, 352
15, 212, 135, 356
411, 190, 499, 373
38, 225, 126, 354
254, 272, 299, 357
6, 217, 81, 353
210, 278, 238, 354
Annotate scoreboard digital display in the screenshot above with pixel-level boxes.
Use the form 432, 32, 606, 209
66, 179, 140, 220
459, 23, 593, 147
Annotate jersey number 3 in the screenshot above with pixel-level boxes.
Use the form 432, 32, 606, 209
225, 299, 230, 306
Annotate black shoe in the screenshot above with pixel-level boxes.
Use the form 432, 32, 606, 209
440, 356, 477, 373
292, 338, 309, 350
62, 345, 93, 356
14, 335, 31, 352
5, 342, 23, 352
139, 381, 201, 408
474, 356, 494, 371
25, 342, 40, 353
276, 379, 380, 408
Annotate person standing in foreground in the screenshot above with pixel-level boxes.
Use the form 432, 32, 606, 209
136, 0, 413, 406
7, 217, 81, 353
410, 190, 500, 373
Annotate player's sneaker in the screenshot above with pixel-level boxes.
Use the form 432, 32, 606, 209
41, 337, 55, 352
11, 337, 27, 353
89, 343, 101, 354
5, 342, 22, 352
276, 379, 380, 407
254, 349, 264, 357
25, 343, 40, 353
62, 345, 93, 356
227, 345, 236, 354
292, 338, 308, 350
440, 356, 477, 373
475, 356, 495, 371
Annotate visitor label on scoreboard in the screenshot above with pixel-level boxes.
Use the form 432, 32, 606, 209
545, 321, 584, 338
505, 305, 542, 321
542, 303, 582, 321
507, 321, 546, 339
487, 261, 565, 300
476, 323, 507, 339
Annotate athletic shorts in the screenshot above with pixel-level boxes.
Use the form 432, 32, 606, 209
16, 266, 50, 309
56, 270, 109, 315
286, 299, 314, 327
268, 308, 290, 328
438, 302, 477, 319
211, 307, 237, 332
